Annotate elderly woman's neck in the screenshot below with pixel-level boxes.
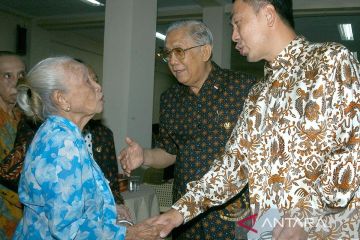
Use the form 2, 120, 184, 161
60, 112, 93, 131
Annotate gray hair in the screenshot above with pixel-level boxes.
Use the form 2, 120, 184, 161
165, 20, 213, 47
17, 56, 83, 120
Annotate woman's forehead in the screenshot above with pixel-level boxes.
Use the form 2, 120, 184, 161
62, 62, 87, 83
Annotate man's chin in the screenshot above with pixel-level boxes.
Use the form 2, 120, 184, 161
246, 55, 260, 63
239, 51, 257, 62
176, 77, 188, 86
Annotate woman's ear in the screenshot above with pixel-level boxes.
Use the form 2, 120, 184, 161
53, 90, 70, 112
201, 44, 212, 62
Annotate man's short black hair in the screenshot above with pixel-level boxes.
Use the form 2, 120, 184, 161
267, 0, 294, 28
233, 0, 294, 29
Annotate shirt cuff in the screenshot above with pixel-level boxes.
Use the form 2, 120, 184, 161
172, 192, 204, 223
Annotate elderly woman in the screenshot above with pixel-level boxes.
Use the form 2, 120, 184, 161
0, 63, 132, 220
14, 57, 159, 239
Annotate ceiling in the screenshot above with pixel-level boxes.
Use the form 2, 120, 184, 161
0, 0, 231, 46
0, 0, 359, 75
0, 0, 233, 18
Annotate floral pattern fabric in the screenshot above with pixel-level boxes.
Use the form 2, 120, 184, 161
0, 117, 124, 204
0, 117, 124, 238
14, 116, 126, 240
83, 120, 124, 205
172, 37, 360, 239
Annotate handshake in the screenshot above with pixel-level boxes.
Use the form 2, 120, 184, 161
123, 209, 184, 240
118, 137, 184, 239
124, 221, 163, 240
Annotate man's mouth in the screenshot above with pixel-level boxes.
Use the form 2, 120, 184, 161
236, 46, 246, 56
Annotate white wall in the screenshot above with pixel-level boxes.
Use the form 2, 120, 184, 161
29, 27, 103, 76
0, 11, 30, 64
0, 9, 178, 176
0, 10, 103, 74
48, 31, 103, 79
0, 8, 181, 136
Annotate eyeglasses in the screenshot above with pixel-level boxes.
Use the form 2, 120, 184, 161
162, 44, 205, 63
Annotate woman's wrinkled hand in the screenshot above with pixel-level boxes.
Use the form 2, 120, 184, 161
144, 209, 184, 238
125, 222, 163, 240
116, 204, 133, 222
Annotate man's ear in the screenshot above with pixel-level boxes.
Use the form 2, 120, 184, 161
263, 4, 276, 27
201, 44, 212, 62
53, 90, 69, 112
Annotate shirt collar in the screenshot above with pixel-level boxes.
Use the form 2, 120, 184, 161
181, 61, 221, 96
204, 61, 221, 89
265, 36, 307, 77
48, 115, 82, 137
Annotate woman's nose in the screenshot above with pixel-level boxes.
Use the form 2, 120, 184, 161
95, 82, 102, 92
231, 28, 239, 42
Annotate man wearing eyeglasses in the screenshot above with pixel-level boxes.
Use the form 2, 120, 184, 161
119, 20, 257, 239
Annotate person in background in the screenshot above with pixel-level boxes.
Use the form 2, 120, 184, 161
0, 51, 25, 239
148, 0, 360, 239
120, 20, 257, 239
13, 56, 160, 239
0, 63, 132, 230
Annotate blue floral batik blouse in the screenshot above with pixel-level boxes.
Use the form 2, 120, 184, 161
14, 115, 126, 239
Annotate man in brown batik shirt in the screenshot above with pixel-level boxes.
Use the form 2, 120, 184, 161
150, 1, 360, 240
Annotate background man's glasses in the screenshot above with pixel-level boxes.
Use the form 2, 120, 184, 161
162, 44, 205, 63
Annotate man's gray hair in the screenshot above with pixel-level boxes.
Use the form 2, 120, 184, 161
166, 20, 213, 47
17, 56, 83, 120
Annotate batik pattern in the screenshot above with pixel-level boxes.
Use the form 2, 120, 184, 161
157, 62, 257, 239
173, 37, 360, 239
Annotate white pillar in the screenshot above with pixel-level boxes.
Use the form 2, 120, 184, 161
203, 6, 231, 69
102, 0, 157, 153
